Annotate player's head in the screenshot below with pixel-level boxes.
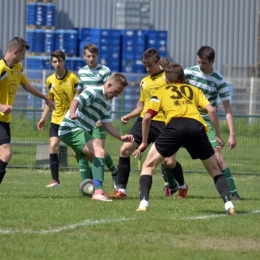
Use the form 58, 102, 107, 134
104, 73, 128, 99
7, 37, 30, 63
83, 44, 99, 69
141, 48, 162, 76
164, 62, 185, 84
51, 50, 66, 71
197, 46, 215, 74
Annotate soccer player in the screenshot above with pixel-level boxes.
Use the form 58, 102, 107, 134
77, 43, 118, 189
134, 62, 236, 215
0, 37, 54, 184
37, 50, 92, 187
109, 48, 187, 200
58, 73, 134, 201
184, 46, 242, 201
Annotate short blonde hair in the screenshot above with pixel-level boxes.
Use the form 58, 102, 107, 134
109, 73, 128, 87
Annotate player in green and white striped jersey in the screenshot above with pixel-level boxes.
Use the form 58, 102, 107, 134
184, 46, 242, 201
59, 73, 133, 201
76, 44, 118, 189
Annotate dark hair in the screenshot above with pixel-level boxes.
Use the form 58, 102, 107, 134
197, 46, 215, 62
51, 49, 66, 61
141, 48, 160, 64
8, 37, 30, 52
83, 44, 99, 55
164, 62, 185, 83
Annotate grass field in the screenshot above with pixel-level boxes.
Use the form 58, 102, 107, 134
0, 169, 260, 260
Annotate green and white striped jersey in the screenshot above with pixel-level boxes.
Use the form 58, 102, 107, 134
184, 65, 230, 124
77, 63, 111, 91
58, 87, 112, 137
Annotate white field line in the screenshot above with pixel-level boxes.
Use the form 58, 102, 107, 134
181, 210, 260, 220
0, 217, 134, 235
1, 210, 260, 235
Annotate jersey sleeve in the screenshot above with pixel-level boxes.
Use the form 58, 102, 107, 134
102, 67, 112, 83
20, 68, 28, 84
197, 89, 210, 110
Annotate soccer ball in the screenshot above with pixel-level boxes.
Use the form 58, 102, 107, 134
79, 179, 94, 197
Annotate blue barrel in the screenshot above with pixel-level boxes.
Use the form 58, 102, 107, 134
44, 29, 55, 53
123, 85, 140, 112
55, 29, 78, 55
46, 3, 55, 26
34, 2, 47, 26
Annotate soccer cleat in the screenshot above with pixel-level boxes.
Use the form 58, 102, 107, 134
177, 184, 189, 198
46, 180, 60, 188
108, 190, 127, 199
136, 206, 148, 212
226, 207, 236, 215
232, 194, 242, 201
164, 184, 178, 197
92, 192, 112, 202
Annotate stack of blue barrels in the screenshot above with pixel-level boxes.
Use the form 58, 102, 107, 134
121, 30, 146, 73
145, 30, 167, 58
54, 29, 78, 55
89, 29, 122, 72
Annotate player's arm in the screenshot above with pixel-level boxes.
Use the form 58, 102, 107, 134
21, 82, 55, 109
222, 100, 236, 150
69, 98, 79, 120
133, 109, 157, 158
121, 102, 144, 124
37, 105, 51, 130
204, 104, 225, 148
102, 122, 134, 143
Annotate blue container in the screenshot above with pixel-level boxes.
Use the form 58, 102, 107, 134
77, 28, 90, 40
55, 29, 78, 55
26, 29, 45, 52
46, 3, 55, 26
123, 85, 140, 112
35, 3, 47, 26
44, 29, 55, 53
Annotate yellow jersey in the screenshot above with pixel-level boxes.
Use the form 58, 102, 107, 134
147, 82, 210, 131
46, 70, 78, 125
139, 71, 166, 122
0, 59, 28, 123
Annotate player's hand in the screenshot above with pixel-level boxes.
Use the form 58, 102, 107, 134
37, 119, 45, 130
121, 134, 134, 143
133, 142, 147, 158
69, 113, 77, 120
121, 115, 130, 125
0, 104, 12, 115
215, 137, 225, 149
228, 135, 236, 150
95, 120, 102, 127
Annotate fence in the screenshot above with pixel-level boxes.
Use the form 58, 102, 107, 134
9, 72, 260, 175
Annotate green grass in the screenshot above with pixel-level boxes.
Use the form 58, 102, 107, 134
0, 169, 260, 260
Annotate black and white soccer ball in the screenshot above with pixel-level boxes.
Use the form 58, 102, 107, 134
79, 179, 94, 197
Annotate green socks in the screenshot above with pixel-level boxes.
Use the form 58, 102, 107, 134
78, 158, 93, 181
165, 166, 178, 188
104, 154, 117, 174
221, 168, 238, 195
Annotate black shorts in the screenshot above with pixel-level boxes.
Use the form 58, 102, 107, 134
155, 118, 214, 160
49, 123, 60, 138
128, 117, 165, 149
0, 121, 11, 145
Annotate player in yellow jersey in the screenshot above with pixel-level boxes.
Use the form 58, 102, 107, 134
37, 50, 93, 187
133, 62, 236, 215
109, 48, 187, 199
0, 37, 54, 184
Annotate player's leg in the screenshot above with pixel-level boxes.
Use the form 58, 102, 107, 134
46, 123, 61, 187
109, 119, 141, 199
137, 143, 165, 211
208, 127, 241, 200
92, 126, 118, 189
201, 155, 235, 214
0, 122, 12, 184
81, 137, 111, 201
164, 156, 188, 198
